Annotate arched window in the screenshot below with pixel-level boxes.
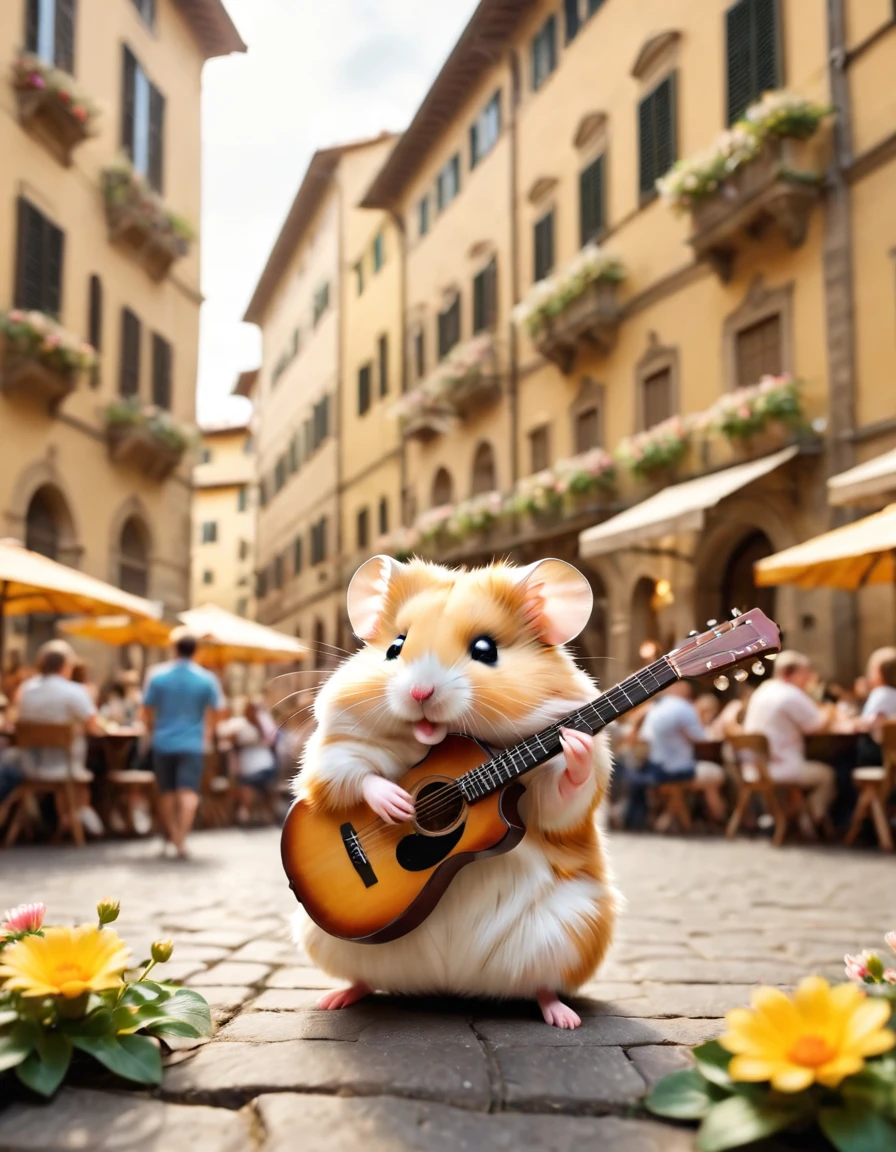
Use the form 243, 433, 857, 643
313, 618, 326, 654
118, 517, 150, 598
629, 576, 661, 670
431, 467, 453, 508
470, 442, 496, 496
25, 488, 61, 559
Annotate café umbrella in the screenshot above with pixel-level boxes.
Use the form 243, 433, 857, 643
0, 538, 161, 662
58, 614, 174, 648
178, 603, 308, 666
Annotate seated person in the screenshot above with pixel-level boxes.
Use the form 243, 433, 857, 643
219, 700, 278, 823
100, 682, 139, 727
855, 651, 896, 765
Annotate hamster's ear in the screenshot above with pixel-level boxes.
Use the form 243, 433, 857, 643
347, 555, 405, 642
514, 558, 593, 646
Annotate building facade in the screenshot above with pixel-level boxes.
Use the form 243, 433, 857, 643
191, 417, 255, 617
355, 0, 896, 679
0, 0, 244, 656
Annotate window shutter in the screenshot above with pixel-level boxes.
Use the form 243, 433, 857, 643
15, 198, 44, 311
121, 47, 136, 157
469, 122, 479, 169
378, 497, 389, 535
378, 334, 388, 396
726, 0, 753, 125
564, 0, 580, 43
534, 212, 554, 282
151, 333, 172, 408
637, 91, 654, 197
654, 73, 676, 183
44, 221, 64, 318
473, 269, 485, 333
54, 0, 76, 73
754, 0, 780, 96
87, 274, 102, 385
484, 258, 497, 330
148, 83, 165, 193
579, 154, 605, 246
119, 309, 141, 397
25, 0, 40, 53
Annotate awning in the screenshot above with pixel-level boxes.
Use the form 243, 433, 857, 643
827, 447, 896, 507
579, 446, 799, 558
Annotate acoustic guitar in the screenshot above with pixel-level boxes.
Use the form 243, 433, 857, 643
281, 609, 780, 944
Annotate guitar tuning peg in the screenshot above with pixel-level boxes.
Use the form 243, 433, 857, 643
752, 661, 766, 676
765, 652, 778, 661
706, 619, 718, 627
731, 608, 742, 618
713, 674, 729, 691
688, 630, 698, 637
734, 667, 749, 682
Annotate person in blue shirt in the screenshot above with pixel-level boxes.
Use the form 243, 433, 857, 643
143, 630, 223, 858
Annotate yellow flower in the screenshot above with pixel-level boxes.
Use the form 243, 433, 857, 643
0, 924, 131, 999
720, 976, 895, 1093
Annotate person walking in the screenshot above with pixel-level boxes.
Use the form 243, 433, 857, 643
142, 630, 223, 858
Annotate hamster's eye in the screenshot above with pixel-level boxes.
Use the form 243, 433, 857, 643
385, 635, 405, 661
470, 635, 498, 665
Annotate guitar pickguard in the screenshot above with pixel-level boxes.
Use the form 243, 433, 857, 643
395, 824, 466, 872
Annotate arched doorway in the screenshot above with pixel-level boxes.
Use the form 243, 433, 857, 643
569, 570, 609, 681
431, 467, 454, 508
470, 442, 496, 496
720, 530, 776, 621
629, 576, 661, 670
24, 486, 76, 653
118, 517, 151, 598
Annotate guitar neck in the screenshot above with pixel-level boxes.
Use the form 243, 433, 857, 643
457, 656, 678, 803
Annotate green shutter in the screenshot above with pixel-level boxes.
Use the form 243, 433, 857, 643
726, 0, 753, 124
654, 72, 677, 182
637, 92, 654, 197
55, 0, 76, 73
754, 0, 781, 95
579, 154, 605, 246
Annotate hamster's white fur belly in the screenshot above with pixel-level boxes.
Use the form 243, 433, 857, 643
294, 830, 619, 999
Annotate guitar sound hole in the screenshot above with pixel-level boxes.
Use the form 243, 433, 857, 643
414, 780, 465, 834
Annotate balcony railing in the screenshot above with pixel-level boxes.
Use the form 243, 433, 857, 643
12, 53, 99, 165
101, 159, 194, 281
104, 400, 192, 481
0, 310, 96, 412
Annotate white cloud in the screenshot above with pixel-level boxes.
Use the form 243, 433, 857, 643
197, 0, 479, 424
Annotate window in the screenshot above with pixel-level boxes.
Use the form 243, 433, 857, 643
313, 282, 330, 326
129, 0, 155, 26
243, 434, 253, 455
414, 328, 426, 380
200, 521, 217, 544
311, 518, 328, 566
378, 496, 389, 536
258, 478, 267, 508
312, 395, 330, 447
436, 154, 461, 212
87, 274, 102, 388
237, 486, 248, 513
236, 596, 248, 618
293, 534, 303, 574
574, 407, 601, 453
372, 232, 384, 272
274, 456, 286, 493
354, 261, 364, 296
200, 447, 212, 464
726, 0, 781, 125
438, 296, 461, 360
273, 554, 284, 591
471, 442, 496, 496
358, 364, 372, 415
534, 211, 554, 283
470, 90, 501, 168
256, 569, 267, 599
531, 14, 558, 91
151, 333, 172, 409
431, 468, 454, 508
356, 507, 369, 550
638, 73, 677, 201
25, 0, 76, 72
735, 314, 782, 387
418, 195, 430, 238
642, 367, 673, 429
202, 569, 214, 585
564, 0, 581, 44
472, 258, 497, 334
588, 0, 605, 13
119, 308, 141, 397
119, 517, 149, 598
14, 198, 64, 316
378, 334, 389, 396
122, 47, 165, 192
579, 154, 606, 246
529, 425, 551, 473
303, 417, 313, 458
238, 538, 250, 561
288, 433, 299, 474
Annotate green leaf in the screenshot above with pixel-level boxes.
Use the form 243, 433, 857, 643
146, 1018, 203, 1039
60, 1008, 115, 1038
120, 981, 169, 1006
693, 1041, 734, 1088
71, 1033, 162, 1085
820, 1104, 896, 1152
153, 990, 212, 1038
0, 1010, 19, 1028
16, 1033, 72, 1097
0, 1022, 38, 1072
697, 1095, 809, 1152
647, 1068, 717, 1120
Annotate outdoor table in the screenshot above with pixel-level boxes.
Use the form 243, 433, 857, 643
694, 740, 723, 763
805, 731, 859, 762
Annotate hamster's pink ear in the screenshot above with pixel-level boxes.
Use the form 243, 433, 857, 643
514, 558, 593, 646
347, 555, 404, 641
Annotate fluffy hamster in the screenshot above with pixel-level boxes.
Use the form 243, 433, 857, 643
293, 555, 619, 1028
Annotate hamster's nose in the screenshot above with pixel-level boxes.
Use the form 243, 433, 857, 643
410, 685, 434, 702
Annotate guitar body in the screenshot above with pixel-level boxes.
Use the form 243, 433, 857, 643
281, 734, 526, 944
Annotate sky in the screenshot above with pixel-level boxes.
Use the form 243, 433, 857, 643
197, 0, 480, 425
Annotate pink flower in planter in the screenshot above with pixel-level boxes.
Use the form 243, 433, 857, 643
885, 970, 896, 984
73, 105, 87, 122
3, 903, 46, 933
29, 73, 46, 89
844, 952, 871, 981
885, 931, 896, 955
8, 310, 24, 323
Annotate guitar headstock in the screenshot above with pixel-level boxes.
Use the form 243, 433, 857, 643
667, 609, 781, 689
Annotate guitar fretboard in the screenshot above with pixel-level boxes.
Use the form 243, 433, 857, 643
457, 655, 677, 803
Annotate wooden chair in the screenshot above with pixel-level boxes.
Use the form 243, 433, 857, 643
632, 741, 695, 834
100, 738, 157, 836
845, 721, 896, 851
197, 750, 234, 828
726, 733, 818, 847
3, 723, 88, 848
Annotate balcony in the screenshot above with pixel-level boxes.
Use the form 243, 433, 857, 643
104, 401, 192, 481
514, 245, 625, 375
12, 54, 99, 165
0, 310, 95, 412
428, 334, 502, 419
394, 389, 454, 443
101, 160, 194, 281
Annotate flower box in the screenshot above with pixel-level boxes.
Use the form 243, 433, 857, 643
104, 402, 191, 481
429, 334, 501, 419
533, 279, 622, 374
0, 310, 95, 412
615, 418, 690, 482
707, 374, 805, 456
12, 54, 99, 166
101, 160, 194, 281
393, 388, 454, 443
554, 449, 616, 514
1, 354, 77, 411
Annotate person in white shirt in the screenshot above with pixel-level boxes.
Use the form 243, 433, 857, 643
218, 700, 278, 824
743, 650, 835, 824
857, 650, 896, 763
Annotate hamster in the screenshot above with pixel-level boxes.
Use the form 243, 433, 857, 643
291, 555, 618, 1029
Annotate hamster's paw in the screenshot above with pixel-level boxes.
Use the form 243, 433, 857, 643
318, 982, 372, 1010
537, 988, 582, 1029
558, 727, 594, 799
362, 774, 415, 824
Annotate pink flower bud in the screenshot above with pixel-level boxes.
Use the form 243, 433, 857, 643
886, 931, 896, 955
884, 969, 896, 985
3, 902, 46, 933
844, 952, 871, 982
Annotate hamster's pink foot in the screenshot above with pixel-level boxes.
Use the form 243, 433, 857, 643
558, 728, 594, 800
537, 988, 582, 1029
318, 982, 372, 1010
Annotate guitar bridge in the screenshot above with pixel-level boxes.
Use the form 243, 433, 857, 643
340, 822, 377, 888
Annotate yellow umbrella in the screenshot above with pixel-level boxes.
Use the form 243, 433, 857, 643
754, 504, 896, 591
178, 603, 308, 666
0, 538, 161, 661
59, 615, 174, 648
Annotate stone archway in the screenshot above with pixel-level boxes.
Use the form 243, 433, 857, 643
720, 530, 776, 621
23, 484, 79, 655
117, 517, 151, 598
10, 461, 81, 566
629, 575, 661, 669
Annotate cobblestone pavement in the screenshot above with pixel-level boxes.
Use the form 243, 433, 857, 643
0, 828, 892, 1151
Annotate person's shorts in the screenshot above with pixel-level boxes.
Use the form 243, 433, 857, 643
240, 766, 277, 793
153, 752, 204, 794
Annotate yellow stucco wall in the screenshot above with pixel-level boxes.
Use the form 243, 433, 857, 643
191, 426, 255, 616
